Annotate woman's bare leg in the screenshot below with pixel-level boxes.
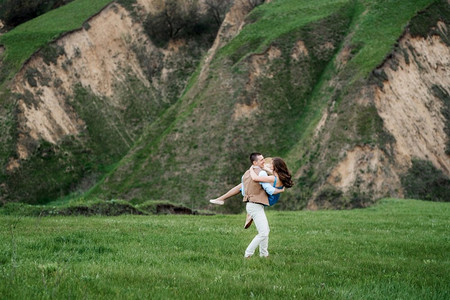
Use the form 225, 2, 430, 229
210, 183, 242, 205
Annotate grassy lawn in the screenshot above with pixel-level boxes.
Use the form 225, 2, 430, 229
0, 199, 448, 299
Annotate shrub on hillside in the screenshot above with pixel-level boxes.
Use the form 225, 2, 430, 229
137, 200, 194, 215
314, 185, 344, 208
0, 199, 201, 216
0, 0, 74, 28
143, 0, 233, 47
313, 184, 374, 209
0, 200, 146, 216
242, 0, 265, 11
430, 85, 450, 155
401, 159, 450, 202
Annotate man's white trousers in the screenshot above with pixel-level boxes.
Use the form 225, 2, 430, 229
245, 202, 270, 257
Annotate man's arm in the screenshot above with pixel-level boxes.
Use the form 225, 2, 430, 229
250, 167, 275, 183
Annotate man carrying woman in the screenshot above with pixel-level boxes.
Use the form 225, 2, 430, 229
210, 153, 293, 258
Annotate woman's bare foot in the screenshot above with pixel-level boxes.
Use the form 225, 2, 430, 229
209, 199, 224, 205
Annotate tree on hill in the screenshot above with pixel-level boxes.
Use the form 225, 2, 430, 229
0, 0, 73, 28
243, 0, 265, 10
204, 0, 233, 27
144, 0, 233, 47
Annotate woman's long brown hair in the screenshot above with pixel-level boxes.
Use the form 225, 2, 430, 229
272, 157, 293, 188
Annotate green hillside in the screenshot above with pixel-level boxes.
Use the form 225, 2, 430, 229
89, 0, 440, 210
1, 199, 448, 298
0, 0, 449, 208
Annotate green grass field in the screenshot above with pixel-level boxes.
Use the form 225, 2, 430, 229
0, 199, 448, 299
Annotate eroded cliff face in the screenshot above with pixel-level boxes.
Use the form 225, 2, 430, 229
317, 20, 450, 207
10, 3, 148, 164
325, 146, 401, 202
375, 27, 450, 175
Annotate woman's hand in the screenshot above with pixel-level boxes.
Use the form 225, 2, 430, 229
272, 187, 285, 195
262, 165, 273, 175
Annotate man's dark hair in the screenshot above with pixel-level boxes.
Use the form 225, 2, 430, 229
249, 152, 262, 164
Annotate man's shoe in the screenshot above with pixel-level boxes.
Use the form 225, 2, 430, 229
244, 214, 253, 229
209, 199, 224, 205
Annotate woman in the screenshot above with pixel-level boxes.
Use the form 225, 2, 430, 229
249, 157, 293, 206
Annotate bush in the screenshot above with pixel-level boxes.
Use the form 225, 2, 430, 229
0, 199, 201, 216
0, 0, 74, 28
314, 185, 344, 208
430, 85, 450, 155
0, 200, 145, 216
401, 159, 450, 202
143, 0, 232, 47
137, 200, 194, 215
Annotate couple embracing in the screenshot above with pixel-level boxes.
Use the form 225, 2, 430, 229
210, 153, 293, 258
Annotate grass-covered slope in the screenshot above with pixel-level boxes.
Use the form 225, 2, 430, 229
90, 0, 355, 209
0, 199, 448, 298
91, 0, 438, 211
0, 0, 112, 84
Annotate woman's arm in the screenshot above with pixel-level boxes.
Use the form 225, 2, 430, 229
250, 167, 275, 183
272, 187, 285, 195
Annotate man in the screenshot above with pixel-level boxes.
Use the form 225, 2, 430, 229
241, 152, 284, 258
209, 152, 284, 257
